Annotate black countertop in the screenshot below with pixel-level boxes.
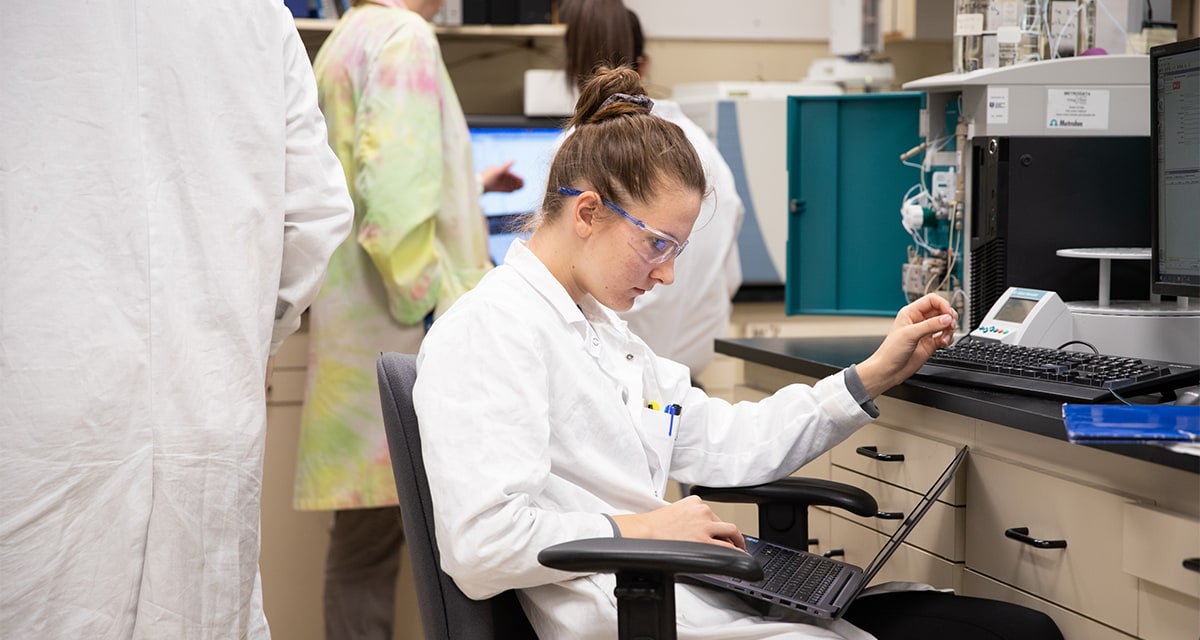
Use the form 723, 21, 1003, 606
716, 336, 1199, 474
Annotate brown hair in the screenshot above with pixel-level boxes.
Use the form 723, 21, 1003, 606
562, 0, 639, 91
535, 66, 707, 229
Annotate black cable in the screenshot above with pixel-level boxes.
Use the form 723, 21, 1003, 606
1056, 339, 1100, 354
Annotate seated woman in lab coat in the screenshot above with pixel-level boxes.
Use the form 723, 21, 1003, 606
412, 67, 1063, 640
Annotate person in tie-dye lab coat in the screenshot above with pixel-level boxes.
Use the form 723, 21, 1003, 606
294, 1, 522, 637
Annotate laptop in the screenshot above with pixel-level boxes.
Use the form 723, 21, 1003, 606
687, 445, 968, 619
467, 115, 563, 264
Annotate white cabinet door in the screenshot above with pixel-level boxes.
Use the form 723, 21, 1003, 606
966, 454, 1138, 634
962, 570, 1136, 640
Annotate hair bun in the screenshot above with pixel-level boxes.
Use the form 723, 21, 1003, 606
599, 93, 654, 111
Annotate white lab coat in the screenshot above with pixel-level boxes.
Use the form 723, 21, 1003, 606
620, 99, 744, 376
0, 2, 353, 638
414, 241, 877, 639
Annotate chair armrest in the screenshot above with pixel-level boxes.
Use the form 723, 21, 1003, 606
691, 477, 878, 518
538, 538, 762, 582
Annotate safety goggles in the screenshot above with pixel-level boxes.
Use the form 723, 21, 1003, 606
558, 187, 687, 264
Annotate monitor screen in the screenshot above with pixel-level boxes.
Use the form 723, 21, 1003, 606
994, 296, 1038, 324
1150, 38, 1200, 298
467, 116, 562, 264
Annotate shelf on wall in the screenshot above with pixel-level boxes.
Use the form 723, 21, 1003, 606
437, 24, 564, 37
293, 17, 337, 32
294, 17, 564, 38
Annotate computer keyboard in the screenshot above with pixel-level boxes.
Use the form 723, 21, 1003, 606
914, 339, 1200, 402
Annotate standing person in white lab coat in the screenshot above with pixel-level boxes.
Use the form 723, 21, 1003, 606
0, 1, 353, 638
562, 0, 745, 383
412, 67, 1063, 639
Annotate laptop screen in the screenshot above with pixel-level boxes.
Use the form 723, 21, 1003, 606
860, 445, 967, 584
467, 116, 563, 264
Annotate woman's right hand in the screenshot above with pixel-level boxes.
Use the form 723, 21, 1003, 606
611, 495, 746, 551
856, 293, 958, 397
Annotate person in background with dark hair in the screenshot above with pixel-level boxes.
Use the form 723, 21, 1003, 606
561, 0, 745, 385
1, 1, 353, 637
412, 66, 1063, 640
292, 0, 521, 638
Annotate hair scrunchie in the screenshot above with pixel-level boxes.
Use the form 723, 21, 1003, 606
599, 93, 654, 111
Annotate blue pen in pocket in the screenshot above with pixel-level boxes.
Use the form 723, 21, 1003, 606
666, 404, 682, 436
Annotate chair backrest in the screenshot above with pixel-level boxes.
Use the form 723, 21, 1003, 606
376, 352, 538, 640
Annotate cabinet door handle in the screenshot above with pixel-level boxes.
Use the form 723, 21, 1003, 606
856, 445, 905, 462
1004, 526, 1067, 549
875, 511, 905, 520
1184, 558, 1200, 573
807, 538, 819, 548
823, 549, 844, 559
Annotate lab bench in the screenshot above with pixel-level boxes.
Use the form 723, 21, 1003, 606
717, 335, 1200, 640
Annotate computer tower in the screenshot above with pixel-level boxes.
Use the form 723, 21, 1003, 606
516, 0, 551, 23
967, 136, 1151, 329
462, 0, 488, 24
487, 0, 518, 24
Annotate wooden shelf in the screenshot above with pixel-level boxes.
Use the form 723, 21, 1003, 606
294, 17, 564, 38
436, 23, 564, 38
293, 17, 337, 32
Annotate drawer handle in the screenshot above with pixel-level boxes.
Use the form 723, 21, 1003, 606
823, 549, 845, 559
807, 538, 819, 548
1184, 558, 1200, 573
855, 445, 905, 462
1004, 527, 1067, 549
875, 511, 905, 520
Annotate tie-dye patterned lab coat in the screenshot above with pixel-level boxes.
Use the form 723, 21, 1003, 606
294, 1, 492, 511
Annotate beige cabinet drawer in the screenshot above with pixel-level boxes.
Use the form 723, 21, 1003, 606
966, 454, 1138, 634
266, 368, 309, 405
830, 516, 959, 591
1138, 581, 1200, 640
1123, 502, 1200, 600
961, 569, 1136, 640
831, 424, 964, 504
831, 466, 964, 562
273, 328, 310, 368
732, 383, 770, 403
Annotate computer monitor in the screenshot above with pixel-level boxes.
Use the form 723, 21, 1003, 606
467, 115, 563, 264
1150, 37, 1200, 299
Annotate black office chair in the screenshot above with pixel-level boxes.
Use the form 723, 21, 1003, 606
690, 478, 879, 554
377, 352, 878, 640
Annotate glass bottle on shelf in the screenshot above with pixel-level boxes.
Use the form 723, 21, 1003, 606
991, 0, 1043, 68
1076, 0, 1097, 54
953, 0, 988, 73
1045, 0, 1080, 59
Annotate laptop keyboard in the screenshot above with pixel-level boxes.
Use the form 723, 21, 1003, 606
741, 544, 846, 603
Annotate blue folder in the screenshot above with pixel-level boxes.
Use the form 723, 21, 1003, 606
1062, 404, 1200, 444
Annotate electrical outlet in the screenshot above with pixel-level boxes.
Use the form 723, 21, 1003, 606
743, 322, 783, 338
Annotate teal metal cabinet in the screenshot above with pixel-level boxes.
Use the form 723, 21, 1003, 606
785, 93, 924, 316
